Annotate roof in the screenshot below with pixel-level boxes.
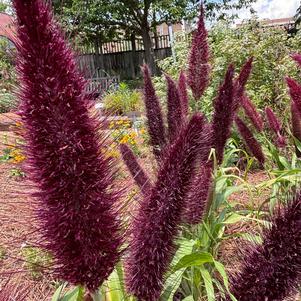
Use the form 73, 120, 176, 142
260, 17, 294, 26
0, 12, 16, 43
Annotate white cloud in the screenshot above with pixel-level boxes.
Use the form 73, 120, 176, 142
237, 0, 299, 22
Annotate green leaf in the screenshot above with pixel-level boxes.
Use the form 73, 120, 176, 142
51, 283, 67, 301
104, 268, 125, 301
171, 252, 214, 273
223, 213, 245, 224
214, 260, 237, 301
182, 296, 194, 301
200, 266, 215, 301
160, 239, 195, 301
61, 287, 84, 301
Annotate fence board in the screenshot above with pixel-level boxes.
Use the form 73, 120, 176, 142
78, 48, 172, 80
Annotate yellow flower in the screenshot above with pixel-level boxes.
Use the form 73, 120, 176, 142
13, 154, 26, 163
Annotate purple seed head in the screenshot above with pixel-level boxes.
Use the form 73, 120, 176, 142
291, 101, 301, 143
292, 53, 301, 68
119, 143, 152, 194
125, 113, 212, 301
235, 116, 265, 165
233, 58, 253, 110
178, 71, 189, 118
265, 106, 282, 134
142, 65, 166, 159
212, 64, 235, 164
166, 74, 183, 141
226, 192, 301, 301
291, 101, 301, 156
241, 94, 263, 132
13, 0, 122, 291
286, 77, 301, 115
182, 162, 212, 224
187, 4, 210, 100
276, 135, 287, 148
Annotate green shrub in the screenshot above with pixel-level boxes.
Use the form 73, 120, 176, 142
157, 20, 301, 118
0, 92, 17, 113
0, 38, 17, 93
103, 82, 143, 115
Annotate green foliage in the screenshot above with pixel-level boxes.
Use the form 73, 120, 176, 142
0, 92, 17, 113
0, 1, 8, 13
21, 246, 52, 280
158, 20, 301, 117
0, 38, 17, 112
103, 83, 143, 115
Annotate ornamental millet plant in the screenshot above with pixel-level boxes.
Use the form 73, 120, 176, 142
224, 193, 301, 301
122, 7, 263, 300
13, 0, 122, 293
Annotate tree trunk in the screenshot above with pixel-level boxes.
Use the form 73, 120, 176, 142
141, 25, 157, 75
130, 33, 137, 78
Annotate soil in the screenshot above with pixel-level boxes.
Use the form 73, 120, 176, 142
0, 113, 299, 300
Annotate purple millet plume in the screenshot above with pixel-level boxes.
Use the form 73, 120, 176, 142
125, 114, 212, 301
182, 162, 212, 224
225, 192, 301, 301
265, 107, 281, 134
187, 4, 210, 100
13, 0, 122, 291
265, 107, 286, 147
291, 101, 301, 157
178, 71, 189, 118
241, 94, 263, 132
212, 65, 235, 164
287, 77, 301, 115
119, 143, 152, 194
236, 58, 253, 94
166, 74, 183, 141
142, 65, 166, 159
233, 58, 253, 111
292, 53, 301, 67
235, 116, 265, 165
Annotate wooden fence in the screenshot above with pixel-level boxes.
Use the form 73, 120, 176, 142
78, 48, 172, 80
86, 76, 120, 95
79, 34, 171, 54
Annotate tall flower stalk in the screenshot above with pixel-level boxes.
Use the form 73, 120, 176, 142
125, 114, 212, 301
166, 74, 184, 141
142, 65, 166, 159
241, 94, 263, 132
265, 107, 286, 147
178, 71, 189, 118
212, 65, 235, 164
187, 4, 210, 100
225, 193, 301, 301
13, 0, 122, 292
235, 116, 265, 164
119, 143, 152, 194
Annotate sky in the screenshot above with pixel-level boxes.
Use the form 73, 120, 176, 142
238, 0, 300, 21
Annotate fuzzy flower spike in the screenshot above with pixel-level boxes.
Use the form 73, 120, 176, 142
13, 0, 122, 292
212, 65, 235, 164
265, 107, 286, 147
142, 65, 166, 159
187, 4, 210, 100
225, 192, 301, 301
126, 114, 212, 301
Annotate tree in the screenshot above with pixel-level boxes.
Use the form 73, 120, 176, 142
0, 1, 8, 12
52, 0, 256, 74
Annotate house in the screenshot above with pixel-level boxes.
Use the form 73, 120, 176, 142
237, 17, 295, 31
0, 12, 16, 46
